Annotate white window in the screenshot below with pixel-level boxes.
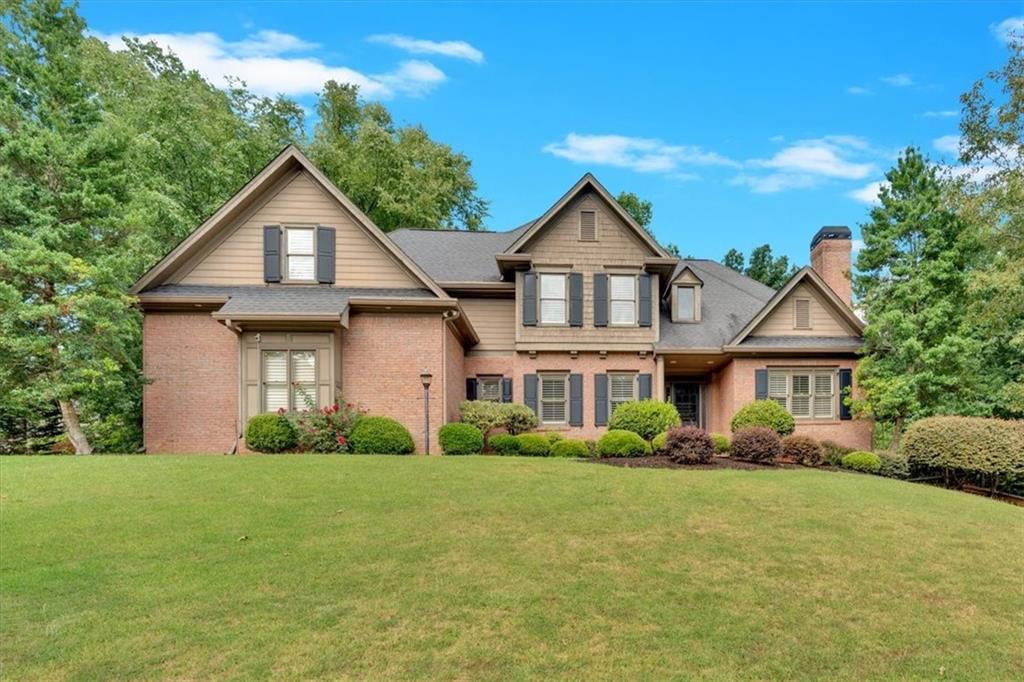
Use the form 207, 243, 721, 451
262, 350, 317, 411
539, 274, 567, 324
676, 286, 696, 321
768, 369, 834, 419
610, 275, 636, 325
478, 377, 501, 402
794, 298, 811, 329
609, 373, 637, 416
286, 227, 315, 281
540, 373, 568, 424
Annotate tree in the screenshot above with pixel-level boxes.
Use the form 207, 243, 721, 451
723, 248, 745, 272
616, 191, 653, 230
308, 81, 488, 231
720, 245, 797, 288
852, 147, 982, 446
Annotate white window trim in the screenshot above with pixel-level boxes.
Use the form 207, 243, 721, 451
538, 273, 568, 325
262, 349, 318, 412
767, 368, 835, 420
609, 274, 638, 326
284, 226, 316, 283
539, 372, 569, 425
608, 372, 638, 417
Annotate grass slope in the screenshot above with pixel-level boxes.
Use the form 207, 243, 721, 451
1, 456, 1022, 680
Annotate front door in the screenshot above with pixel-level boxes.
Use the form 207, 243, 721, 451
669, 382, 702, 428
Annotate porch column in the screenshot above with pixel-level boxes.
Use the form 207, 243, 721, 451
655, 355, 666, 402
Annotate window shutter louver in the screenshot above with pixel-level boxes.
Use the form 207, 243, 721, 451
466, 378, 477, 401
263, 225, 281, 283
579, 210, 596, 241
523, 272, 538, 326
594, 374, 609, 426
569, 272, 583, 326
569, 374, 583, 426
638, 373, 652, 400
593, 274, 608, 327
795, 298, 811, 329
501, 377, 513, 403
839, 369, 853, 420
316, 226, 336, 284
755, 369, 768, 400
524, 374, 539, 415
638, 274, 652, 327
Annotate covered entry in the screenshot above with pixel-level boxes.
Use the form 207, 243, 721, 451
668, 382, 705, 427
657, 351, 730, 431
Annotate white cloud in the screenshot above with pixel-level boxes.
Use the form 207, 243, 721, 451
933, 134, 961, 156
542, 133, 738, 174
95, 29, 446, 98
731, 173, 819, 193
734, 136, 877, 194
847, 181, 887, 205
923, 110, 958, 118
881, 73, 914, 87
367, 34, 484, 63
847, 85, 871, 95
991, 16, 1024, 44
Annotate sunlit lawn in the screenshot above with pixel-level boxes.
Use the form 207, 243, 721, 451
1, 455, 1021, 680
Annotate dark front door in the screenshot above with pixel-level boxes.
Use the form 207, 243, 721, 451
670, 383, 702, 427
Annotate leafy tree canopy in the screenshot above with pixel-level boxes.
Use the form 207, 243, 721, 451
721, 245, 798, 289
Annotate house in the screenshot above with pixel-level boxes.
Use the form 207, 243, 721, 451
130, 146, 871, 453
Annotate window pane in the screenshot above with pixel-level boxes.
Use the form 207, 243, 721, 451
611, 300, 635, 325
540, 274, 565, 298
792, 375, 810, 395
610, 375, 635, 401
287, 228, 314, 255
479, 379, 501, 402
815, 373, 833, 395
541, 402, 565, 423
291, 351, 316, 383
677, 287, 694, 320
610, 275, 635, 300
263, 351, 287, 382
791, 395, 811, 417
541, 376, 566, 401
540, 299, 566, 324
288, 255, 315, 280
768, 373, 788, 397
813, 395, 833, 418
263, 385, 289, 413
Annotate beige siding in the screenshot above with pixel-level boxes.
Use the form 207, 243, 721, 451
752, 282, 858, 337
517, 190, 658, 346
460, 298, 515, 352
178, 171, 419, 288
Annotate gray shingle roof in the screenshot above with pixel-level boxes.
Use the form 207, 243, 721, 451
388, 222, 533, 282
737, 335, 863, 349
142, 285, 434, 315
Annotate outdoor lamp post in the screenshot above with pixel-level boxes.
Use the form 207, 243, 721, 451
419, 369, 432, 455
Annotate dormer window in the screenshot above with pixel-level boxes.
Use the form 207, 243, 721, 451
579, 210, 597, 241
794, 298, 812, 329
676, 286, 696, 321
286, 227, 316, 281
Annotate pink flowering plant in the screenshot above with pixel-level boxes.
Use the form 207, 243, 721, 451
286, 394, 364, 453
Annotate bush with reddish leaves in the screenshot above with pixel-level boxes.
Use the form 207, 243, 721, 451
730, 426, 781, 462
780, 434, 824, 466
287, 401, 363, 453
665, 427, 715, 464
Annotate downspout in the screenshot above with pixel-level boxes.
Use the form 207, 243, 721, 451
441, 309, 460, 433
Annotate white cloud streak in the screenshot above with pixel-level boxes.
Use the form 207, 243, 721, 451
367, 34, 484, 63
922, 110, 958, 118
542, 133, 739, 174
991, 16, 1024, 44
847, 85, 871, 95
95, 29, 446, 98
733, 136, 877, 193
880, 73, 914, 87
847, 181, 887, 205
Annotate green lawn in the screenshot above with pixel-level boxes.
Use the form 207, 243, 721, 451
1, 456, 1021, 680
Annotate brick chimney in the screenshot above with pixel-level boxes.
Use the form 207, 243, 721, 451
810, 226, 852, 307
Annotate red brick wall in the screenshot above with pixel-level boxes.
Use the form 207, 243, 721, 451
444, 324, 465, 424
143, 313, 239, 454
811, 238, 853, 306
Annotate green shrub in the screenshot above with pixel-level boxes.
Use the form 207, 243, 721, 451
780, 434, 823, 466
458, 400, 504, 441
665, 427, 714, 464
596, 429, 648, 457
710, 433, 730, 453
245, 414, 297, 453
439, 423, 483, 455
501, 404, 538, 435
730, 426, 780, 462
546, 432, 564, 444
287, 402, 361, 453
349, 416, 415, 455
551, 439, 590, 458
730, 400, 796, 436
821, 440, 853, 466
903, 416, 1024, 479
584, 440, 598, 457
652, 432, 668, 453
516, 433, 551, 457
489, 433, 520, 456
877, 450, 910, 479
608, 400, 681, 442
842, 451, 882, 473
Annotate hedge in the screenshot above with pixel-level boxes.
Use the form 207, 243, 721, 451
439, 423, 484, 455
780, 434, 823, 466
730, 426, 780, 462
652, 432, 668, 454
489, 433, 520, 456
551, 439, 590, 458
245, 414, 297, 453
842, 451, 882, 473
349, 416, 415, 454
730, 400, 796, 436
516, 433, 551, 457
903, 416, 1024, 478
608, 400, 681, 442
665, 427, 714, 464
596, 430, 648, 457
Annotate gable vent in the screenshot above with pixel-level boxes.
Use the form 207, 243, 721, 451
579, 210, 597, 241
794, 298, 811, 329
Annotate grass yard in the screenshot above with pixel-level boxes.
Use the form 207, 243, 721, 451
1, 456, 1022, 680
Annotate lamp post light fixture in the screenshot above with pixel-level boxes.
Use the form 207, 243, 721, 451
419, 369, 433, 455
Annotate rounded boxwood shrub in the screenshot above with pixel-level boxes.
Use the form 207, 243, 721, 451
596, 429, 648, 457
780, 434, 823, 466
665, 426, 714, 465
551, 439, 590, 458
821, 440, 853, 466
877, 450, 910, 479
730, 400, 796, 436
516, 433, 551, 457
842, 450, 882, 473
458, 400, 504, 440
608, 400, 681, 442
903, 416, 1024, 478
245, 413, 297, 453
652, 431, 668, 453
489, 433, 520, 456
501, 404, 538, 435
546, 432, 564, 444
349, 416, 415, 454
730, 426, 781, 462
439, 423, 484, 455
710, 433, 730, 454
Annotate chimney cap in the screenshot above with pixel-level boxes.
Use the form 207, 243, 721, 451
810, 225, 851, 250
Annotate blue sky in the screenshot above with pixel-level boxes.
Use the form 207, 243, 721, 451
82, 1, 1021, 266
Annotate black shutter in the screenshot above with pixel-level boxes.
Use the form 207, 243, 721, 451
569, 374, 583, 426
524, 374, 538, 415
522, 272, 538, 326
638, 373, 652, 400
594, 374, 609, 426
593, 274, 608, 327
755, 369, 768, 400
839, 369, 853, 420
263, 225, 281, 283
501, 377, 513, 403
316, 226, 336, 284
466, 378, 477, 401
569, 272, 583, 327
638, 274, 652, 327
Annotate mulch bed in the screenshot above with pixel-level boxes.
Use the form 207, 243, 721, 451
591, 455, 809, 471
